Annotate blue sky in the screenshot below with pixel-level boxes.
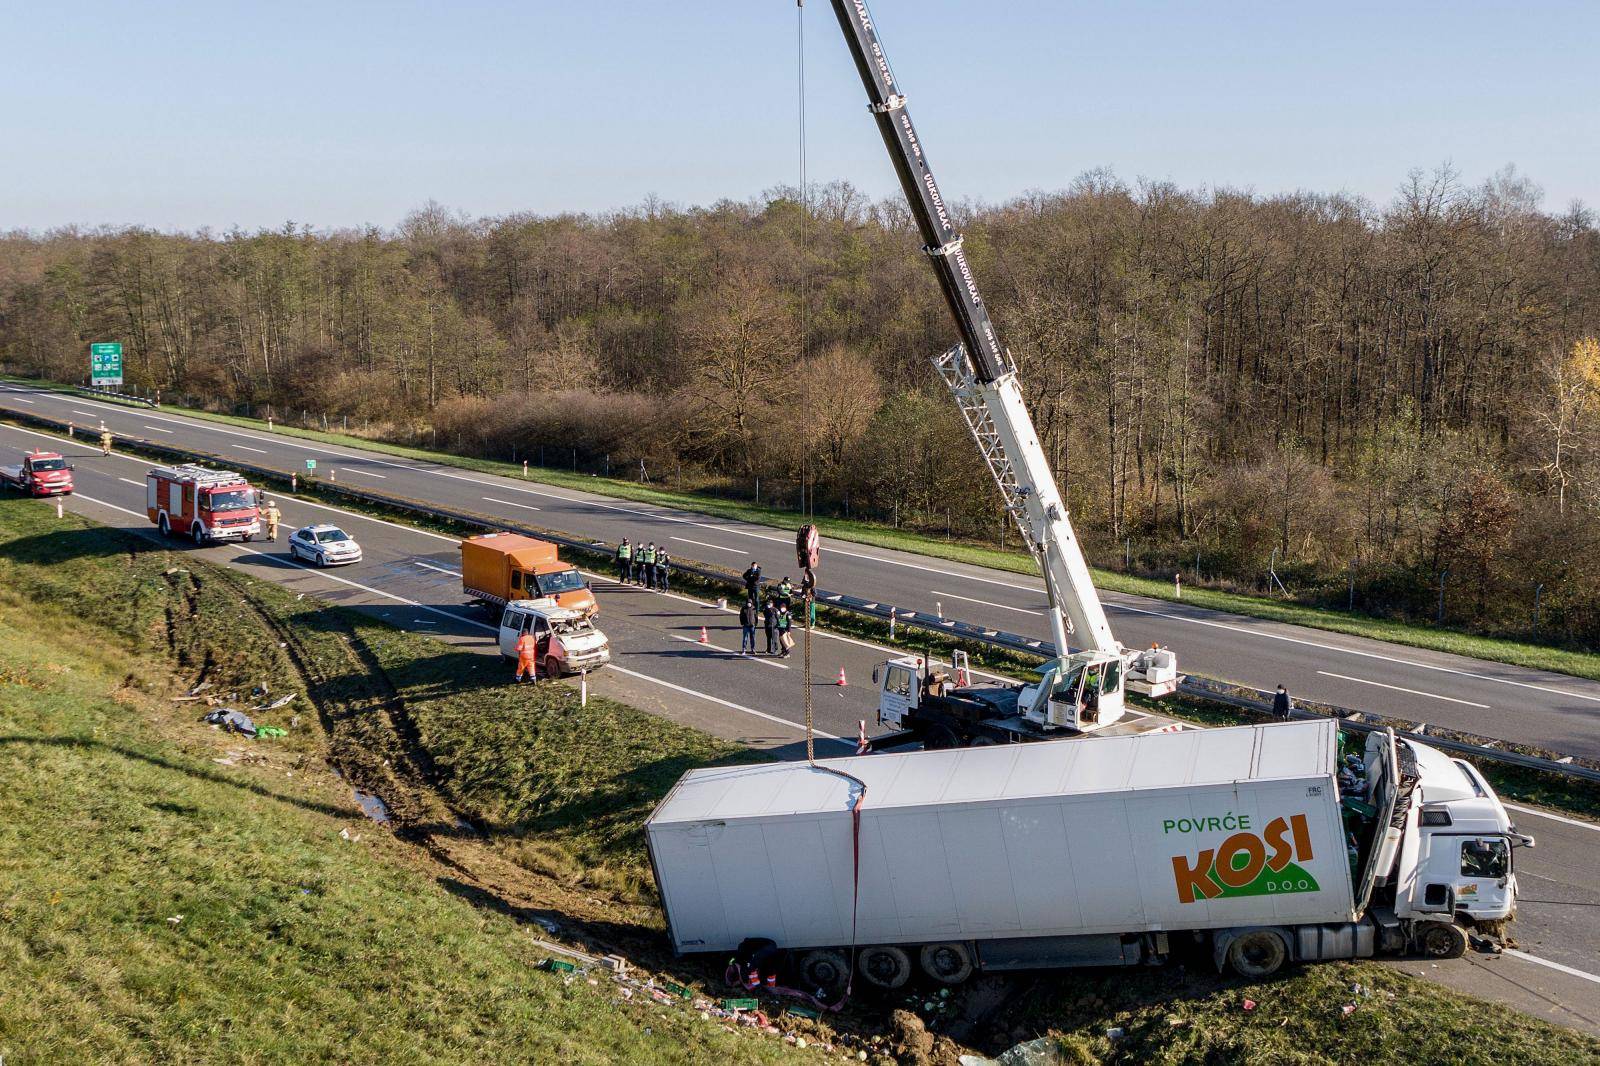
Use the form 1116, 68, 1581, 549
3, 1, 1595, 231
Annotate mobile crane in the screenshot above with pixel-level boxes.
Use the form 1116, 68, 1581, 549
827, 0, 1179, 745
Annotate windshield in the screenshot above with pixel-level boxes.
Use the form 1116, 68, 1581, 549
204, 489, 255, 512
30, 457, 67, 471
315, 529, 351, 544
536, 568, 587, 594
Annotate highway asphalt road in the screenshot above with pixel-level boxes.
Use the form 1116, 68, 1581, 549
4, 382, 1599, 758
3, 418, 1598, 1032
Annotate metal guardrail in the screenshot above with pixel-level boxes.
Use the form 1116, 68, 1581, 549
9, 404, 1600, 786
74, 385, 158, 409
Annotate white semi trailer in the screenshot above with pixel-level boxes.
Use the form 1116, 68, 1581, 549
646, 721, 1531, 990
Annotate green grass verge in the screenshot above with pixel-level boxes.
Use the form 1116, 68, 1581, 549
0, 506, 793, 1064
1018, 958, 1598, 1065
8, 370, 1596, 683
2, 496, 1596, 1061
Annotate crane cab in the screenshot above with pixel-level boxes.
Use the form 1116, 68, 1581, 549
1021, 651, 1127, 732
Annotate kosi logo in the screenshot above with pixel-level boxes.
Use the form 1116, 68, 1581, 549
1170, 813, 1320, 903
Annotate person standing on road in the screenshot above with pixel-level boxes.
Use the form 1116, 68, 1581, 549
655, 546, 671, 593
742, 562, 762, 601
739, 598, 758, 655
515, 628, 539, 683
616, 538, 633, 583
762, 597, 779, 656
98, 425, 113, 456
639, 541, 657, 589
776, 604, 794, 658
1273, 684, 1292, 721
773, 576, 794, 612
263, 498, 282, 542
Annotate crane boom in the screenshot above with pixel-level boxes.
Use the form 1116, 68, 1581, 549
827, 0, 1179, 729
827, 0, 1115, 656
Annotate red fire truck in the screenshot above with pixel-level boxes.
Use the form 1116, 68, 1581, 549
146, 464, 262, 544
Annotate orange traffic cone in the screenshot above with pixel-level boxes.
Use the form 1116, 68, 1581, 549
698, 626, 709, 644
836, 666, 848, 687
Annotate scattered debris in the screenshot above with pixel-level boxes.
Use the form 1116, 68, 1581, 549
202, 708, 256, 737
251, 693, 297, 711
167, 915, 184, 925
255, 725, 288, 739
1242, 998, 1257, 1012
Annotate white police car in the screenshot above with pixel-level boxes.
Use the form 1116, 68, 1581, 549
288, 524, 363, 567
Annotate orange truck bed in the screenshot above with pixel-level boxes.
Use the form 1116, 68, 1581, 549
460, 532, 597, 615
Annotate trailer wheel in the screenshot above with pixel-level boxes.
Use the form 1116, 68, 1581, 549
798, 949, 850, 999
1226, 930, 1288, 977
923, 725, 959, 751
919, 942, 974, 984
158, 512, 171, 537
858, 945, 913, 990
1418, 922, 1468, 959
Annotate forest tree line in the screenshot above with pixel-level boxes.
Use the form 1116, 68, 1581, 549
3, 166, 1599, 644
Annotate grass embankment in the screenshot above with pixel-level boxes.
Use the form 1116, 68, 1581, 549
0, 499, 784, 1064
2, 497, 1596, 1063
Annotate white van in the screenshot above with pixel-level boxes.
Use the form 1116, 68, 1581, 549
497, 598, 611, 677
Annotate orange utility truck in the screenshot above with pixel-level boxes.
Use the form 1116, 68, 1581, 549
460, 532, 597, 615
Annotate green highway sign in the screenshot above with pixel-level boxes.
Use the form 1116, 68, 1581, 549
89, 342, 124, 387
305, 459, 317, 472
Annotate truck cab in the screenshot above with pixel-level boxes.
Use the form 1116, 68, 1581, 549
1, 450, 74, 496
1391, 741, 1526, 927
497, 599, 611, 677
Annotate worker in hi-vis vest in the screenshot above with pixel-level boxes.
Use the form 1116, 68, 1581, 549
514, 628, 538, 683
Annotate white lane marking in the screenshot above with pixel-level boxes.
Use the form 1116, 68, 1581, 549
483, 496, 540, 511
235, 445, 268, 454
605, 662, 846, 743
413, 560, 461, 577
66, 491, 142, 517
1503, 802, 1600, 832
73, 409, 96, 416
1315, 670, 1491, 709
58, 479, 843, 748
1108, 599, 1600, 705
576, 567, 1015, 684
932, 589, 1042, 616
670, 633, 788, 669
12, 397, 34, 404
118, 477, 143, 487
23, 398, 1595, 709
1502, 949, 1600, 986
345, 468, 387, 479
0, 420, 462, 548
143, 425, 174, 434
672, 536, 741, 554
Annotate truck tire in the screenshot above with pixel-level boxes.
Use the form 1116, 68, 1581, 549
923, 725, 959, 751
158, 512, 171, 537
192, 523, 206, 546
1417, 922, 1469, 960
798, 949, 850, 999
969, 736, 998, 747
858, 945, 913, 990
919, 942, 974, 984
1226, 930, 1288, 977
